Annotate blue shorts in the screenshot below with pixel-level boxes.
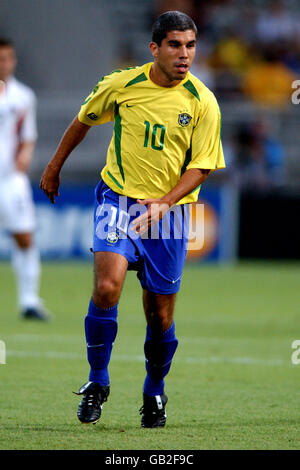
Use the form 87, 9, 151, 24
93, 179, 189, 294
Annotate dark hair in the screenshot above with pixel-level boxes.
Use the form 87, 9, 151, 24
0, 37, 14, 49
152, 11, 197, 46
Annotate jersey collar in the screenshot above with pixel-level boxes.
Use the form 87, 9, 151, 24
144, 62, 191, 89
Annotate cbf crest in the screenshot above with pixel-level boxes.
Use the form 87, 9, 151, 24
106, 231, 119, 244
178, 113, 192, 127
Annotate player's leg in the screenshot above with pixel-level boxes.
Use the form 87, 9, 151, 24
76, 251, 129, 424
143, 290, 178, 398
140, 290, 178, 427
11, 231, 48, 320
86, 250, 128, 385
12, 233, 32, 249
76, 178, 140, 423
138, 204, 189, 427
143, 290, 176, 332
4, 173, 48, 320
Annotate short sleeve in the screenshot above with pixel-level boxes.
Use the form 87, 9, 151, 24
78, 74, 117, 126
187, 91, 225, 171
19, 91, 38, 142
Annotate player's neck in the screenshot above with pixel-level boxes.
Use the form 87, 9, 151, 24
150, 63, 182, 88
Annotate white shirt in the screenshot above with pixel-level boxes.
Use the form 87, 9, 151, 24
0, 77, 37, 178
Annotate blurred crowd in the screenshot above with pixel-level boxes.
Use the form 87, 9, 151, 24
224, 119, 285, 191
154, 0, 299, 108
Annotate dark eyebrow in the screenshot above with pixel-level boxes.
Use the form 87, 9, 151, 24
167, 39, 196, 46
167, 40, 181, 46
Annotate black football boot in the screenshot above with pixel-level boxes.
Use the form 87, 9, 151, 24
74, 381, 110, 424
139, 393, 168, 428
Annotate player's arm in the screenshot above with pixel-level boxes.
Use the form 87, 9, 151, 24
40, 116, 91, 203
132, 168, 209, 234
16, 93, 38, 172
161, 168, 210, 206
40, 74, 116, 203
15, 141, 36, 172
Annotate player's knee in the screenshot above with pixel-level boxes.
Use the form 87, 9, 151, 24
148, 311, 172, 334
158, 315, 173, 333
161, 315, 173, 332
13, 233, 32, 249
93, 278, 120, 306
19, 239, 32, 250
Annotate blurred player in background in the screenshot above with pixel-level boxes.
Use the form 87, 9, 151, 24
40, 11, 225, 427
0, 38, 49, 321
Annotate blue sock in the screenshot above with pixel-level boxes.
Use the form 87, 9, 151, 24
84, 298, 118, 386
143, 322, 178, 396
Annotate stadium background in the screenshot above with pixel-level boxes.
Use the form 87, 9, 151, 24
1, 0, 300, 450
1, 0, 300, 262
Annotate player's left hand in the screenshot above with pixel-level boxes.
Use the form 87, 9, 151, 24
131, 198, 171, 235
40, 164, 61, 204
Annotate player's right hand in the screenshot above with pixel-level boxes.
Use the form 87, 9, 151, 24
39, 164, 60, 204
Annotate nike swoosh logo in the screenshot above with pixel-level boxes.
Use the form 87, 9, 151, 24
126, 104, 135, 107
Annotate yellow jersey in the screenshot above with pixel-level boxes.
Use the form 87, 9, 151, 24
78, 62, 225, 204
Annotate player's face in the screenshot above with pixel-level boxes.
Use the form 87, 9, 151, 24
150, 30, 196, 83
0, 46, 17, 81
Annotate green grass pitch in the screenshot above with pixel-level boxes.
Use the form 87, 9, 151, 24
0, 260, 300, 450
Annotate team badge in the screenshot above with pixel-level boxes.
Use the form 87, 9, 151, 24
178, 113, 192, 127
87, 112, 99, 121
106, 231, 119, 244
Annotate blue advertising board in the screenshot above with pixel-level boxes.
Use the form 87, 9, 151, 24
0, 184, 238, 263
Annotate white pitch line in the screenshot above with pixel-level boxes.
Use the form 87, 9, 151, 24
5, 334, 288, 346
5, 350, 287, 366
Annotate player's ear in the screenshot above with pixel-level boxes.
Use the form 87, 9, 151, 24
149, 42, 159, 59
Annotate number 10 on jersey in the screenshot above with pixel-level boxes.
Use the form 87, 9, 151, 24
144, 121, 165, 151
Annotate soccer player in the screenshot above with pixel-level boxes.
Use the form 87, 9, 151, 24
40, 11, 225, 427
0, 38, 50, 321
